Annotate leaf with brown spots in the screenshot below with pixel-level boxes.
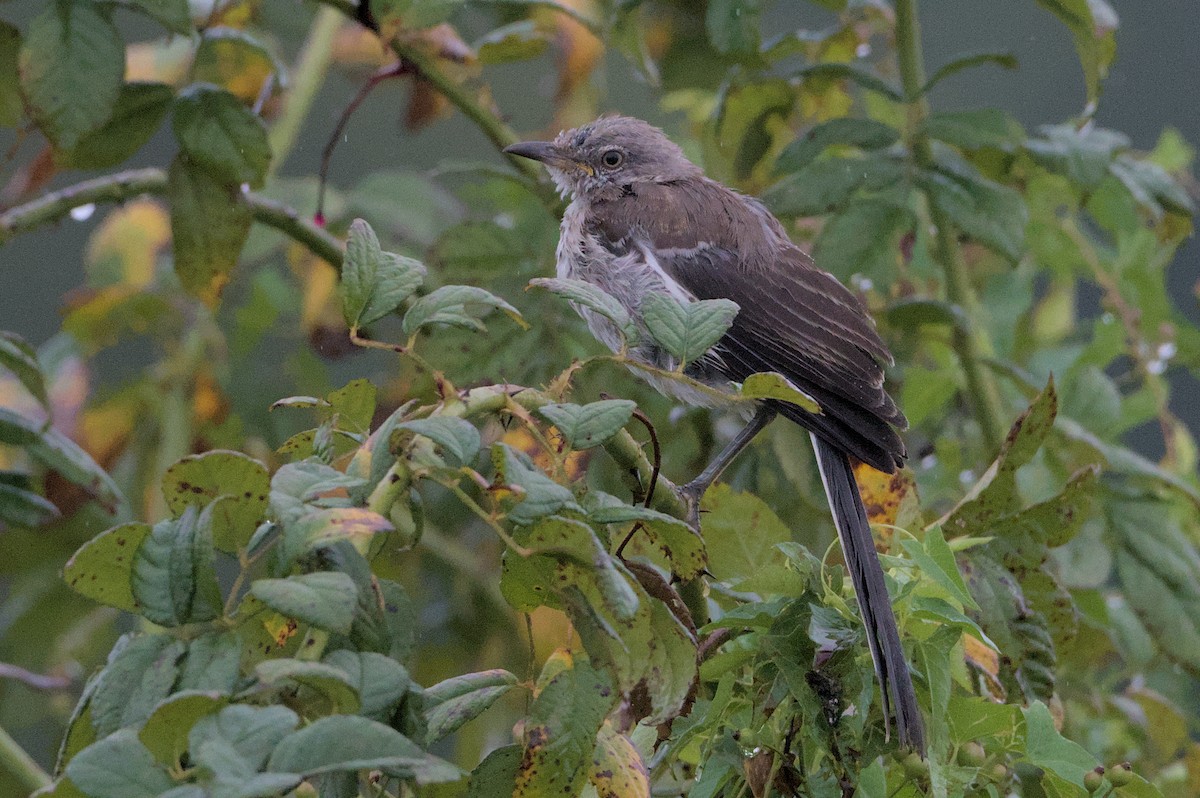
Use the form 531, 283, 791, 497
939, 377, 1059, 537
162, 450, 270, 552
853, 461, 921, 534
588, 723, 649, 798
514, 656, 616, 798
62, 522, 153, 612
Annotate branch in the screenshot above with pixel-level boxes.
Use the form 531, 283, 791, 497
0, 168, 345, 267
895, 0, 1007, 453
312, 0, 558, 207
0, 662, 70, 691
0, 724, 51, 794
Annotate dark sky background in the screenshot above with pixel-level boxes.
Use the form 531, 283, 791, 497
1, 0, 1197, 446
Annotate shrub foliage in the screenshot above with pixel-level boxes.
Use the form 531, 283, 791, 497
0, 1, 1198, 797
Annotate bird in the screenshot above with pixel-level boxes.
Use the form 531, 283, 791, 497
504, 115, 924, 754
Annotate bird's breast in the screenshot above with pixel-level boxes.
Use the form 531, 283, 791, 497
554, 202, 741, 410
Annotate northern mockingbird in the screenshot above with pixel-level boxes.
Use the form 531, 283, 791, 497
506, 115, 924, 753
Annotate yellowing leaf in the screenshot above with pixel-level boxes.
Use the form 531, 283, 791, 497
125, 37, 194, 85
963, 632, 1005, 700
86, 200, 170, 288
852, 461, 920, 533
192, 28, 277, 104
589, 724, 649, 798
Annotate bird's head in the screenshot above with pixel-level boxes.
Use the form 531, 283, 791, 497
504, 115, 701, 200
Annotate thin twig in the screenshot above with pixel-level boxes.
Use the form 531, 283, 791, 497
0, 662, 70, 691
317, 61, 413, 223
435, 476, 532, 556
0, 168, 345, 266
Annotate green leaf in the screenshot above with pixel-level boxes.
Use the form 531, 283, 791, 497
0, 331, 47, 407
797, 63, 904, 102
340, 218, 427, 329
764, 157, 873, 217
254, 659, 361, 713
491, 444, 582, 525
902, 527, 978, 609
1112, 501, 1200, 674
131, 507, 219, 626
641, 294, 739, 367
0, 407, 41, 444
61, 82, 174, 170
474, 20, 549, 64
1054, 416, 1200, 505
0, 482, 60, 527
1110, 154, 1195, 217
113, 0, 193, 34
1035, 0, 1117, 104
467, 745, 521, 798
18, 421, 123, 513
64, 729, 174, 798
919, 151, 1027, 263
813, 199, 914, 281
0, 22, 21, 128
402, 285, 526, 336
706, 0, 764, 55
172, 83, 271, 188
526, 517, 639, 621
921, 108, 1025, 150
918, 51, 1017, 96
323, 650, 412, 720
942, 378, 1058, 535
587, 496, 707, 581
1023, 701, 1098, 785
267, 716, 461, 782
700, 484, 792, 585
514, 658, 616, 796
1025, 123, 1128, 189
739, 372, 821, 413
139, 691, 227, 765
539, 400, 636, 449
168, 153, 253, 307
269, 459, 359, 518
162, 450, 269, 552
20, 0, 125, 151
398, 417, 482, 465
424, 669, 518, 744
277, 507, 393, 570
327, 378, 377, 433
250, 572, 358, 633
188, 704, 299, 774
180, 632, 243, 693
775, 117, 899, 174
528, 277, 639, 346
63, 522, 153, 612
91, 633, 185, 737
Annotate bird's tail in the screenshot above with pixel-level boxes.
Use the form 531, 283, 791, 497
811, 433, 926, 755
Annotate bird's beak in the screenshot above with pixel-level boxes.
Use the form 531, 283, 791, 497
504, 141, 593, 175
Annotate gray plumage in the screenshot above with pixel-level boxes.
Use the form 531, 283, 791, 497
506, 115, 925, 754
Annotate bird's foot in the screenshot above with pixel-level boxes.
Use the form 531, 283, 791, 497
677, 480, 706, 532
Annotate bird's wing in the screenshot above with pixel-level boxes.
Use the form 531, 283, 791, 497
588, 178, 906, 470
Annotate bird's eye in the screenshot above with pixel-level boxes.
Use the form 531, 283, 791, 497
601, 149, 624, 168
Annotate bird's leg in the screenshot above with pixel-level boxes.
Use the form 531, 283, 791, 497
679, 405, 777, 529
